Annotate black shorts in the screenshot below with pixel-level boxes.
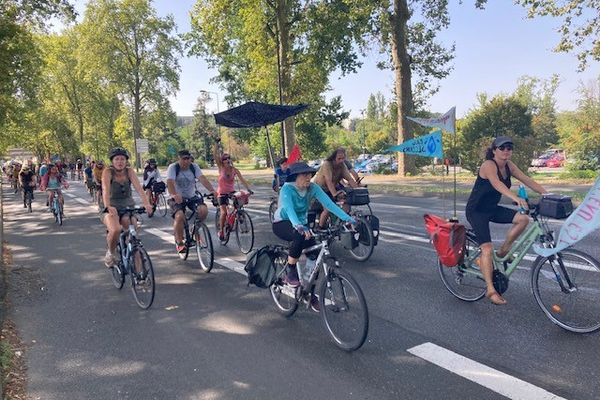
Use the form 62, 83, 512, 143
466, 206, 517, 245
218, 192, 235, 206
168, 196, 205, 218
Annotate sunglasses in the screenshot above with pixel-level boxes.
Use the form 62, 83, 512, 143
498, 144, 513, 151
181, 156, 191, 160
222, 157, 231, 161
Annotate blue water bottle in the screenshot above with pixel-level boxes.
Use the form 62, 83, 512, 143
517, 184, 528, 214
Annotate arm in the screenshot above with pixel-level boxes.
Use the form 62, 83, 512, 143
341, 164, 358, 188
129, 168, 153, 213
312, 184, 352, 222
213, 142, 223, 169
234, 168, 252, 191
279, 185, 303, 227
165, 164, 182, 203
480, 161, 521, 203
102, 168, 112, 209
508, 161, 548, 195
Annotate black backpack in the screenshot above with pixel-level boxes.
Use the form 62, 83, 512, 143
244, 245, 278, 288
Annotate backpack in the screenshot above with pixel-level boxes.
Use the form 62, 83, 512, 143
244, 245, 278, 288
175, 163, 199, 178
423, 214, 466, 267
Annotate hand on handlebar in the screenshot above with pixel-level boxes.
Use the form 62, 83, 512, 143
294, 224, 312, 239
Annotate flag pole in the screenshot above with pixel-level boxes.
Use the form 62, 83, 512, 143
450, 116, 458, 222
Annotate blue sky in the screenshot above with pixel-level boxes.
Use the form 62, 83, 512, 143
69, 0, 598, 118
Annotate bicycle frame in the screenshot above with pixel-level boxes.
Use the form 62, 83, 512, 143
119, 217, 140, 273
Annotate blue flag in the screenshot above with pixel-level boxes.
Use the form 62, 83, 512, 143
386, 130, 443, 159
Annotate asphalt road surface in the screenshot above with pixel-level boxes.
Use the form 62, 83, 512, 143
3, 179, 599, 400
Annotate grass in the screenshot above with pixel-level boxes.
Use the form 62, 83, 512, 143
0, 340, 13, 386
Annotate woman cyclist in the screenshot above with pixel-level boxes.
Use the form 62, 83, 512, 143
213, 140, 252, 241
101, 148, 153, 268
466, 136, 548, 305
142, 158, 162, 204
40, 164, 69, 213
272, 162, 356, 310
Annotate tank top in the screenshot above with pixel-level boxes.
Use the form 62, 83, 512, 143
217, 168, 235, 195
466, 160, 511, 214
109, 167, 135, 209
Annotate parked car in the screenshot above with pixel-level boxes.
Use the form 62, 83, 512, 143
546, 155, 565, 168
307, 159, 322, 170
531, 153, 552, 167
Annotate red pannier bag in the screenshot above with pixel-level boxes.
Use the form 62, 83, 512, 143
423, 214, 466, 267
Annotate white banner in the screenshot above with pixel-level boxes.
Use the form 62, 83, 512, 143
534, 177, 600, 257
407, 107, 456, 134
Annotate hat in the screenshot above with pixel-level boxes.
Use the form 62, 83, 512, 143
285, 162, 317, 182
178, 150, 192, 157
493, 136, 513, 148
148, 158, 157, 165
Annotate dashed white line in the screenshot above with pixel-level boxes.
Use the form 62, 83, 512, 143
408, 342, 566, 400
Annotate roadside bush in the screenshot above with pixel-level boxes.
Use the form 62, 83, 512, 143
558, 169, 599, 180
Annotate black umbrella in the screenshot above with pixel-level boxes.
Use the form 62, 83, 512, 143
214, 101, 308, 167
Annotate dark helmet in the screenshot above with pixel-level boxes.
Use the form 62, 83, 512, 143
148, 158, 157, 165
108, 147, 129, 160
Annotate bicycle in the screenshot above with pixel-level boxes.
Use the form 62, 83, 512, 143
86, 180, 96, 199
77, 169, 83, 181
439, 200, 600, 333
110, 207, 155, 309
268, 195, 278, 224
269, 224, 369, 351
23, 188, 33, 213
48, 189, 64, 226
69, 169, 76, 181
214, 191, 254, 254
175, 193, 215, 273
149, 181, 167, 217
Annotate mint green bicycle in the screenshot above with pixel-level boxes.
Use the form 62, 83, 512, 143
439, 201, 600, 333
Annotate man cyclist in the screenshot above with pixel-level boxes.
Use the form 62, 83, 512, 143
18, 165, 37, 208
272, 156, 289, 193
142, 158, 162, 205
166, 150, 216, 254
76, 158, 84, 180
312, 147, 360, 228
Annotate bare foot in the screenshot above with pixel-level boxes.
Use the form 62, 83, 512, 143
486, 291, 507, 305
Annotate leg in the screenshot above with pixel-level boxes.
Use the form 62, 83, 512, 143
219, 204, 227, 232
103, 212, 121, 267
196, 203, 208, 222
319, 209, 330, 228
173, 209, 185, 243
497, 213, 529, 258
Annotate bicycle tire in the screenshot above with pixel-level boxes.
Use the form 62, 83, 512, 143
438, 236, 486, 301
56, 201, 63, 226
269, 249, 299, 317
194, 222, 214, 272
348, 216, 374, 262
111, 243, 125, 289
157, 193, 168, 217
318, 267, 369, 351
130, 246, 155, 309
268, 199, 277, 223
235, 210, 254, 254
531, 249, 600, 333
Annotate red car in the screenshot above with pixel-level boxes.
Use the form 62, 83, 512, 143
546, 155, 565, 168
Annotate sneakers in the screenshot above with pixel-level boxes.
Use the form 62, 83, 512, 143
176, 242, 186, 254
218, 230, 225, 241
310, 295, 320, 312
283, 264, 300, 287
104, 250, 117, 268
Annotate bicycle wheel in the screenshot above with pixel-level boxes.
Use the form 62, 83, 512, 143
318, 267, 369, 351
56, 202, 63, 226
269, 249, 299, 317
194, 222, 214, 272
438, 236, 486, 301
235, 210, 254, 254
532, 249, 600, 333
157, 193, 168, 217
348, 216, 374, 262
130, 246, 155, 309
111, 243, 125, 289
268, 199, 277, 223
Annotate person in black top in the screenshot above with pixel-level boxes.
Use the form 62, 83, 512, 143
465, 136, 547, 305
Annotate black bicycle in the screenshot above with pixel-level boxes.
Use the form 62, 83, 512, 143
111, 207, 155, 309
23, 188, 34, 213
176, 193, 215, 273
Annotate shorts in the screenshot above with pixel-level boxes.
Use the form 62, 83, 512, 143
168, 196, 205, 218
466, 205, 517, 245
218, 192, 235, 206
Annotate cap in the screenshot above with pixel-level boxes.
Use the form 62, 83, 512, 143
493, 136, 513, 148
178, 150, 192, 157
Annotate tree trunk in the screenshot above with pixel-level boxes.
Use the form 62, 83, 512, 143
276, 0, 295, 155
133, 74, 142, 170
390, 0, 415, 176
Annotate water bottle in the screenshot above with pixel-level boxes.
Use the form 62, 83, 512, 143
517, 184, 528, 214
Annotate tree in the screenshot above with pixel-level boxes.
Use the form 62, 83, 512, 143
81, 0, 182, 168
515, 0, 599, 71
187, 0, 373, 154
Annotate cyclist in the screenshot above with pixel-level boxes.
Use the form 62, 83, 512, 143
101, 148, 153, 268
166, 150, 216, 254
312, 147, 360, 228
76, 158, 84, 180
40, 164, 69, 213
11, 162, 21, 192
271, 156, 289, 193
272, 162, 356, 298
143, 158, 162, 204
214, 140, 252, 241
18, 165, 37, 208
466, 136, 548, 305
84, 161, 95, 190
93, 160, 105, 202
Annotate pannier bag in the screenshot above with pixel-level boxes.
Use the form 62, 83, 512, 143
366, 214, 379, 246
423, 214, 466, 267
152, 181, 166, 193
340, 230, 359, 250
344, 187, 370, 206
538, 195, 573, 219
244, 245, 278, 288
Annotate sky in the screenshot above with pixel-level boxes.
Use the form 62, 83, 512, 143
67, 0, 599, 119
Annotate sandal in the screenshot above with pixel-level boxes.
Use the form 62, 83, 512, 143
486, 291, 507, 305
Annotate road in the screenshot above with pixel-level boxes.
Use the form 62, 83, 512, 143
2, 179, 599, 400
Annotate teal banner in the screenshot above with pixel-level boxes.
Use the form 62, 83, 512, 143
386, 130, 443, 159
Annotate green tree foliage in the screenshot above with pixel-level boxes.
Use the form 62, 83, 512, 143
460, 95, 535, 174
515, 0, 599, 71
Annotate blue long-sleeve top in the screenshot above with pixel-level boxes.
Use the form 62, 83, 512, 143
274, 182, 352, 226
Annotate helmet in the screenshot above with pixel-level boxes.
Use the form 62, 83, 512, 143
77, 159, 81, 162
148, 158, 157, 165
108, 147, 129, 160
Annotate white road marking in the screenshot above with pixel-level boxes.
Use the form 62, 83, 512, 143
407, 342, 566, 400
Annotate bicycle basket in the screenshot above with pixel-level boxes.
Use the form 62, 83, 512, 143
344, 187, 370, 206
234, 191, 249, 206
538, 195, 573, 219
340, 229, 359, 250
152, 181, 166, 193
